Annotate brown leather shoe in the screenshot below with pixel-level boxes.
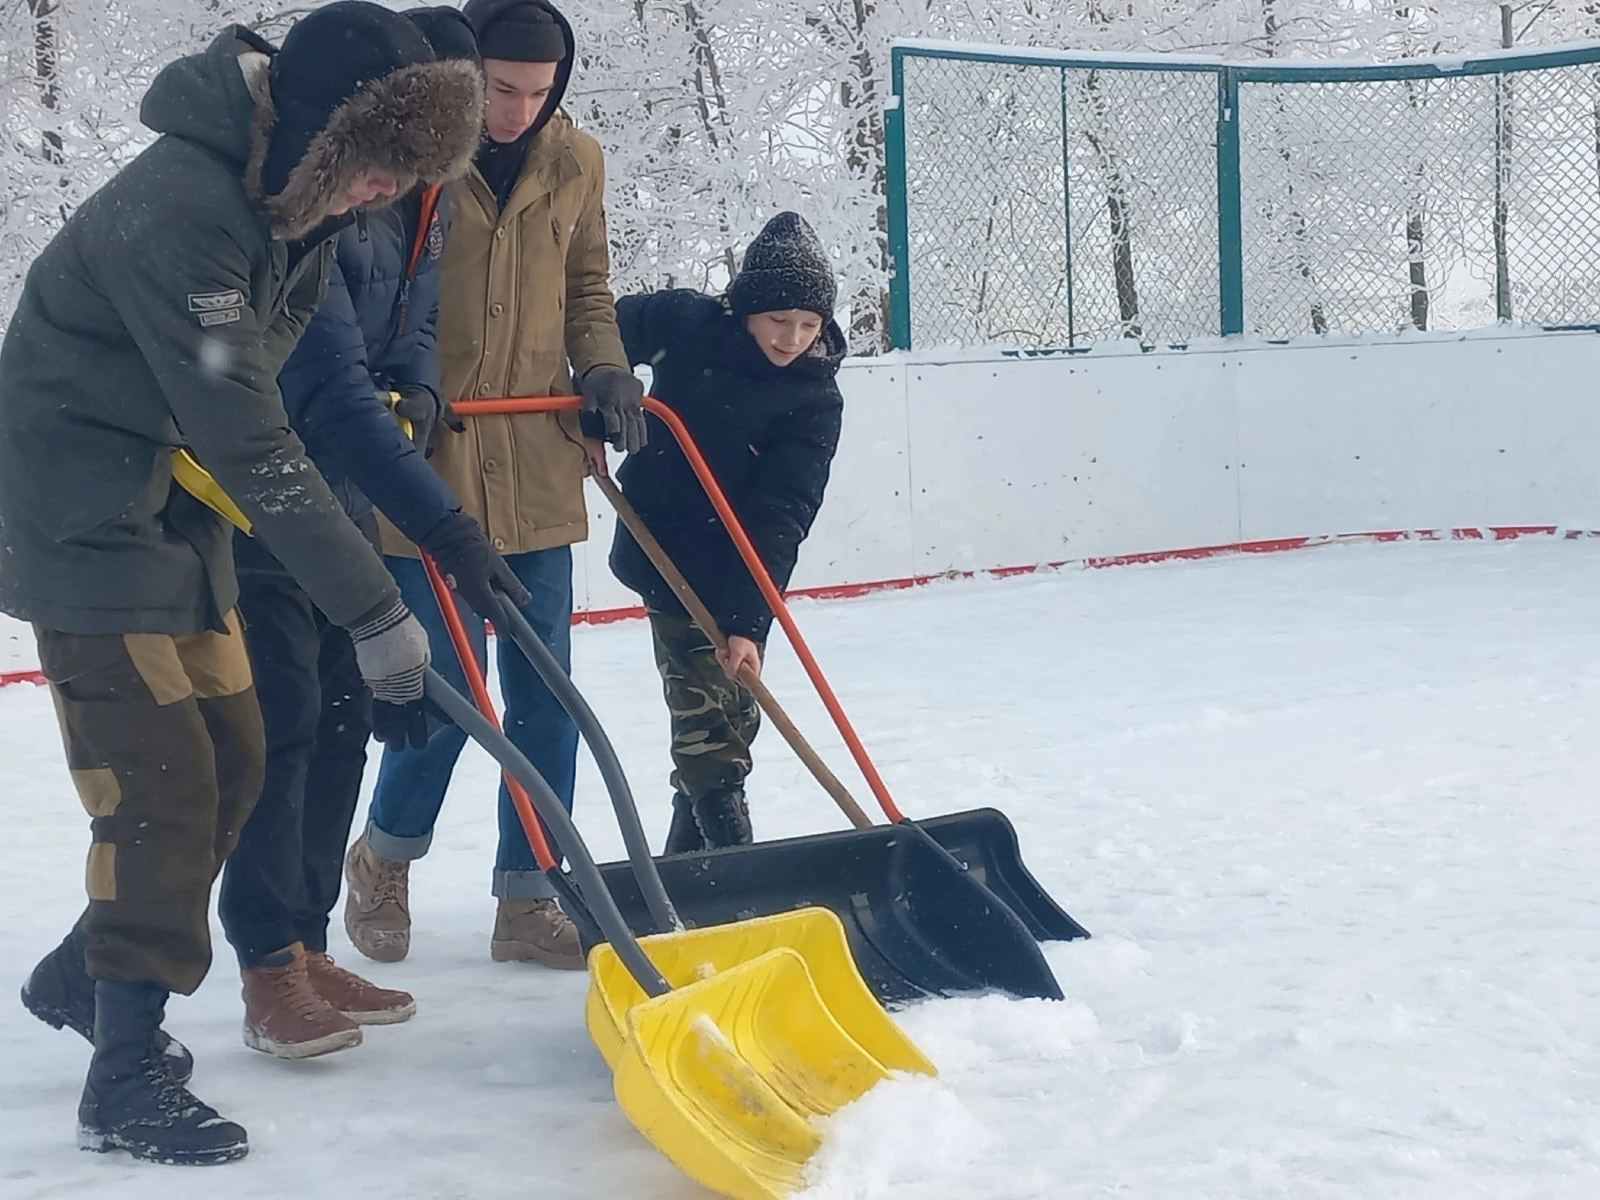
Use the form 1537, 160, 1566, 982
240, 943, 362, 1060
490, 899, 585, 969
305, 951, 416, 1026
343, 835, 411, 963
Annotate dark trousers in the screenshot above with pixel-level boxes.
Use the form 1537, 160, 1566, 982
36, 611, 264, 994
218, 534, 372, 968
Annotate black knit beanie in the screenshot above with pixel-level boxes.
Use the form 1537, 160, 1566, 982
463, 0, 567, 62
727, 212, 837, 320
404, 6, 481, 63
262, 2, 436, 200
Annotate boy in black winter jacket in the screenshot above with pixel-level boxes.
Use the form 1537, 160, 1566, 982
611, 212, 845, 852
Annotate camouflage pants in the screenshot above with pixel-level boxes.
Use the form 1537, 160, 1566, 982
648, 611, 761, 803
36, 611, 264, 994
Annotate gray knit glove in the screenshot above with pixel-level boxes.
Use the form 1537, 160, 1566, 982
349, 601, 430, 705
350, 602, 433, 751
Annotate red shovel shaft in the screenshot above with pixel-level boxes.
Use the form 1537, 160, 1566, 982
420, 551, 559, 870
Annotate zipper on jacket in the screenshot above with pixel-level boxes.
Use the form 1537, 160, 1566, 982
390, 183, 443, 340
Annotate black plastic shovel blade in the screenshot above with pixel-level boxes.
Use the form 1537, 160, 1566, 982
913, 808, 1091, 944
588, 821, 1063, 1005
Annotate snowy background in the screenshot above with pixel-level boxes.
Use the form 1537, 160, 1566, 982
7, 0, 1600, 350
4, 538, 1598, 1198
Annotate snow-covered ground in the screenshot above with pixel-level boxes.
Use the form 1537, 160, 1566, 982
3, 539, 1598, 1199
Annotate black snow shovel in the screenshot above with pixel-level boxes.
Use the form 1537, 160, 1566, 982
452, 394, 1085, 1004
466, 560, 1067, 1005
595, 473, 1089, 950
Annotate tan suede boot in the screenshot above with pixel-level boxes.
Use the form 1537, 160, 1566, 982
343, 835, 411, 964
241, 944, 362, 1060
305, 952, 416, 1026
490, 899, 585, 969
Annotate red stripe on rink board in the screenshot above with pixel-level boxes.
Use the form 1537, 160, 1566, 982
0, 524, 1584, 688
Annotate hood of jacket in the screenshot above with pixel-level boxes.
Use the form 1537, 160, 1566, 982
141, 24, 484, 241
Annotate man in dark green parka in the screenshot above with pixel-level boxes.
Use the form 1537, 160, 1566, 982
1, 2, 483, 1165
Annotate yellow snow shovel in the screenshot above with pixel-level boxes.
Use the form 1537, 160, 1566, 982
466, 590, 935, 1087
585, 907, 936, 1078
425, 572, 934, 1100
424, 663, 933, 1200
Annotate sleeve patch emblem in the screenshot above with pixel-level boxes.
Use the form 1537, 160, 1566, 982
188, 289, 246, 313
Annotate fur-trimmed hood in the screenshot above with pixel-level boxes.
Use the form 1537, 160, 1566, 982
243, 53, 484, 240
139, 26, 482, 242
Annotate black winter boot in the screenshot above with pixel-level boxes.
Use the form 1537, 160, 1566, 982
663, 793, 706, 855
78, 981, 247, 1165
22, 929, 194, 1084
692, 790, 753, 850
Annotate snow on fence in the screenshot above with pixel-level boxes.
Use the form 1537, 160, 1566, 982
885, 39, 1600, 350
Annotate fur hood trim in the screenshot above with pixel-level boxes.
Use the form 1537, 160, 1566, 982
244, 57, 483, 240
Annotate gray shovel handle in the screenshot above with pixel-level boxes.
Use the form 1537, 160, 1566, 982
423, 669, 670, 998
491, 593, 681, 934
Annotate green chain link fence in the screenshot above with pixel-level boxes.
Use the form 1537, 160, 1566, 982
886, 40, 1600, 350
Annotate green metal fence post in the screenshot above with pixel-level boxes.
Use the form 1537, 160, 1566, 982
1216, 67, 1245, 337
1060, 67, 1077, 347
885, 47, 913, 351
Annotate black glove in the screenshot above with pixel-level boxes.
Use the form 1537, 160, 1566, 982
419, 510, 531, 621
579, 364, 647, 454
384, 385, 440, 452
371, 700, 430, 750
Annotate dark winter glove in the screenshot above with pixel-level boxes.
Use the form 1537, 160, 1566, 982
419, 511, 531, 622
347, 601, 432, 750
371, 699, 430, 751
438, 398, 465, 434
386, 385, 440, 452
579, 364, 647, 455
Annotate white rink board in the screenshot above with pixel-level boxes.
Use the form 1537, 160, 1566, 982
570, 327, 1600, 613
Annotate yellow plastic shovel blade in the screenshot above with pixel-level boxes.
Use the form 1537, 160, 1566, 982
586, 907, 936, 1079
612, 946, 894, 1200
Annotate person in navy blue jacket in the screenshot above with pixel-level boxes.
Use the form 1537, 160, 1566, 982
216, 8, 525, 1061
610, 212, 845, 854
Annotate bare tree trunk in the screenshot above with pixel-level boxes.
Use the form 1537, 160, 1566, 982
1397, 6, 1429, 330
1493, 2, 1514, 321
840, 0, 888, 352
1406, 207, 1429, 330
1081, 71, 1141, 338
683, 1, 738, 281
1264, 0, 1327, 334
1589, 4, 1600, 206
27, 0, 64, 168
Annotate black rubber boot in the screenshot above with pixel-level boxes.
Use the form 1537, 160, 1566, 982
22, 929, 194, 1084
78, 981, 247, 1165
663, 793, 706, 855
692, 790, 753, 850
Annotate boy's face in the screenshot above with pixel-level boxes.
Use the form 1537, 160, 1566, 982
484, 59, 560, 144
746, 310, 824, 368
326, 170, 403, 217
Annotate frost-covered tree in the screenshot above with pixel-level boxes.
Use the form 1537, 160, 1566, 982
4, 0, 1596, 347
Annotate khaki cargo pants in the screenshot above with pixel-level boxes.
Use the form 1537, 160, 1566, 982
648, 611, 762, 803
36, 611, 264, 994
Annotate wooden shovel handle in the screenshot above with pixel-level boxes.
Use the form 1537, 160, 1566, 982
593, 472, 873, 831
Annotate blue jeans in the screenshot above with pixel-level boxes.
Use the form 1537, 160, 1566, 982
365, 548, 577, 900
